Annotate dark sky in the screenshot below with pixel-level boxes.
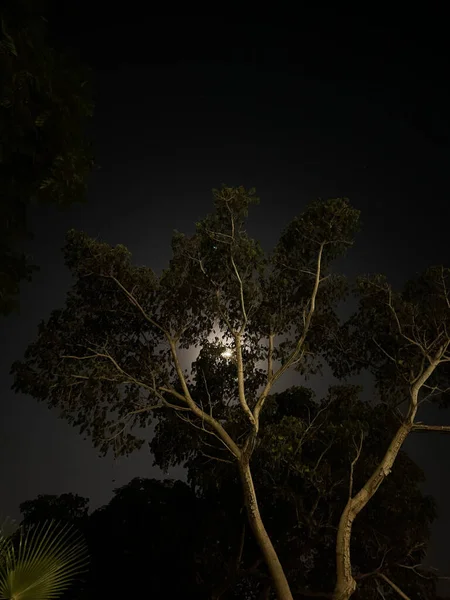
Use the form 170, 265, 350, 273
1, 8, 450, 593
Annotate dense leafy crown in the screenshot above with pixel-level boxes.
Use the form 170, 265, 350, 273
12, 186, 359, 456
328, 267, 450, 407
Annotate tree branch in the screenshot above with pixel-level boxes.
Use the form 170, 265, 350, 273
267, 333, 274, 381
253, 242, 325, 427
377, 573, 411, 600
199, 450, 234, 464
231, 252, 248, 331
294, 396, 335, 457
348, 430, 364, 499
235, 334, 256, 428
386, 288, 429, 358
62, 349, 154, 396
168, 340, 242, 459
412, 423, 450, 433
108, 275, 169, 337
396, 562, 434, 580
63, 341, 242, 460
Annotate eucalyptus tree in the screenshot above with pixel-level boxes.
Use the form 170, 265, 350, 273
326, 267, 450, 599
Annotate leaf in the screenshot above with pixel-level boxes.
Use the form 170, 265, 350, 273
0, 520, 89, 599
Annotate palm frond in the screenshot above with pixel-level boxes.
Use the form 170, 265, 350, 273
0, 520, 89, 599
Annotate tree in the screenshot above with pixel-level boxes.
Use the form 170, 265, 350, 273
324, 267, 450, 599
0, 519, 88, 599
0, 0, 93, 314
85, 478, 203, 599
20, 493, 89, 528
11, 186, 359, 599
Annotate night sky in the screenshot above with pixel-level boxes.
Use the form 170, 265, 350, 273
1, 9, 449, 592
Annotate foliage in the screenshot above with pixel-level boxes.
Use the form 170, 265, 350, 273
20, 493, 89, 528
13, 185, 449, 598
154, 384, 438, 598
256, 386, 437, 598
0, 519, 88, 599
11, 187, 358, 458
327, 267, 450, 407
322, 267, 450, 598
10, 186, 359, 599
0, 0, 93, 314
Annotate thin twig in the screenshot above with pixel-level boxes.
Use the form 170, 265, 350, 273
349, 430, 364, 499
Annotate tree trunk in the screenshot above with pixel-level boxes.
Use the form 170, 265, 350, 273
332, 423, 411, 600
238, 458, 293, 600
333, 502, 357, 600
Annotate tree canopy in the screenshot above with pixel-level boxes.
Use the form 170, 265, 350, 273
11, 187, 358, 455
20, 493, 89, 528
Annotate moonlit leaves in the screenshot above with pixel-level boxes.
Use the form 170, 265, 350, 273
329, 266, 450, 406
11, 188, 360, 459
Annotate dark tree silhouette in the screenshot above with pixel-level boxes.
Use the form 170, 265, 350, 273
20, 492, 89, 527
0, 0, 93, 314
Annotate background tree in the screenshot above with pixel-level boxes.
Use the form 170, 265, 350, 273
20, 493, 89, 528
0, 0, 93, 314
84, 478, 202, 599
324, 267, 450, 599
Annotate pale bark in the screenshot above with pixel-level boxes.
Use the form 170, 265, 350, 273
235, 333, 256, 426
332, 355, 442, 600
333, 423, 411, 599
377, 573, 412, 599
239, 459, 293, 600
254, 243, 325, 428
